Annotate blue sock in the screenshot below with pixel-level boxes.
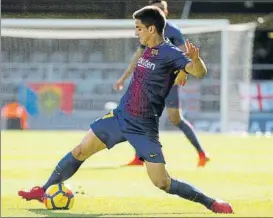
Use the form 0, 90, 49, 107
177, 119, 204, 153
168, 179, 214, 209
42, 152, 84, 191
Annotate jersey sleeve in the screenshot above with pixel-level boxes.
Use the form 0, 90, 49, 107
168, 47, 191, 72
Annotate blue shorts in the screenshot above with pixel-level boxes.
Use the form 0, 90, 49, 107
90, 109, 165, 164
165, 85, 180, 108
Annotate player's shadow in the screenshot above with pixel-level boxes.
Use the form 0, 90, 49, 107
27, 209, 206, 217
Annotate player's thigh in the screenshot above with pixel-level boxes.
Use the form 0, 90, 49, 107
72, 129, 107, 161
90, 110, 126, 149
165, 85, 180, 109
124, 133, 165, 164
145, 161, 171, 191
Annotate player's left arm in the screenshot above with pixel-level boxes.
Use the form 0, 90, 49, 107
184, 40, 207, 78
113, 46, 144, 90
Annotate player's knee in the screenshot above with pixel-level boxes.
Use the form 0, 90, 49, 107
71, 144, 90, 161
153, 178, 171, 192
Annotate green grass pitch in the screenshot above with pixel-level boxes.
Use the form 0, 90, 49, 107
1, 131, 273, 217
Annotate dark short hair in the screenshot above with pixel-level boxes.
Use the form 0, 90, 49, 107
133, 6, 166, 34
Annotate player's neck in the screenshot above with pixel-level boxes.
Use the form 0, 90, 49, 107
146, 35, 165, 48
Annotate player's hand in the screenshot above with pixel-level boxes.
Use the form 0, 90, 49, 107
185, 39, 200, 61
113, 78, 125, 91
174, 70, 188, 86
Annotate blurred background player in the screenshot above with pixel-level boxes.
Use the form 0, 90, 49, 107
1, 99, 28, 130
114, 0, 209, 167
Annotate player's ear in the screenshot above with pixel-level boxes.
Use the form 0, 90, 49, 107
148, 25, 156, 34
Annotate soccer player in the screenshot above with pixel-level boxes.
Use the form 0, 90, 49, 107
18, 6, 233, 214
114, 0, 209, 167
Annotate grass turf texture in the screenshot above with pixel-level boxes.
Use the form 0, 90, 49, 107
1, 131, 273, 217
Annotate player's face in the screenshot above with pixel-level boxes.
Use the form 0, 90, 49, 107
135, 19, 153, 46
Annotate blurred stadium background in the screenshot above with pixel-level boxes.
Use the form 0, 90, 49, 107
1, 0, 273, 133
1, 1, 273, 217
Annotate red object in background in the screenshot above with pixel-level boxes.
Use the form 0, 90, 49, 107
28, 82, 75, 114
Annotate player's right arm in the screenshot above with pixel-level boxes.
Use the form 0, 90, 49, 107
113, 46, 144, 90
184, 40, 207, 78
171, 39, 207, 80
